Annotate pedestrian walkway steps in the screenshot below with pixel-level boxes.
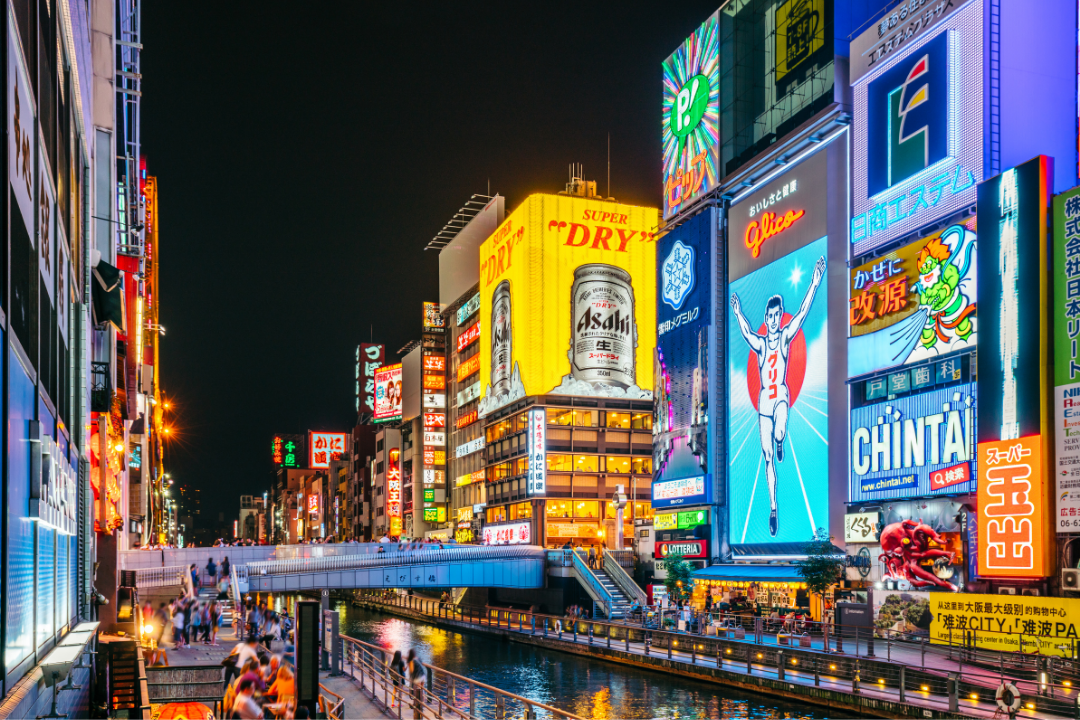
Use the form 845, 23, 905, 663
593, 566, 634, 619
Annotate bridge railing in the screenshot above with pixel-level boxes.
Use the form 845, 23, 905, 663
602, 549, 646, 606
245, 545, 546, 576
134, 565, 187, 588
568, 550, 613, 618
358, 591, 1080, 719
340, 632, 586, 719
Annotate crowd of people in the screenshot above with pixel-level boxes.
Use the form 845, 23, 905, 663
221, 637, 302, 719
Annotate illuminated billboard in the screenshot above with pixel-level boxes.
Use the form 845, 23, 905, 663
387, 448, 402, 536
848, 220, 977, 378
651, 475, 710, 510
423, 302, 445, 331
850, 0, 983, 255
1055, 186, 1080, 527
373, 363, 402, 423
477, 194, 657, 417
356, 343, 385, 414
977, 436, 1050, 578
655, 208, 712, 485
661, 12, 719, 220
272, 434, 304, 469
727, 236, 828, 545
309, 431, 347, 469
850, 383, 976, 502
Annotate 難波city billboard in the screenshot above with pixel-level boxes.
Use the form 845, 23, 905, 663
477, 194, 657, 417
850, 383, 976, 502
848, 221, 977, 378
373, 363, 402, 423
661, 11, 720, 220
727, 236, 828, 545
850, 0, 983, 255
655, 207, 713, 485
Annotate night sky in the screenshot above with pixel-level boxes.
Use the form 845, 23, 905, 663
142, 1, 724, 521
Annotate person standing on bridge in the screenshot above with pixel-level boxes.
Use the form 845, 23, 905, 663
587, 546, 597, 569
221, 556, 231, 580
206, 557, 218, 588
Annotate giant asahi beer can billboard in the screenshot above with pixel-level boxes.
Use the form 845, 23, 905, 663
477, 194, 658, 417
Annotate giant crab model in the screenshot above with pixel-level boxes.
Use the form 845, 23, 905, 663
878, 518, 957, 591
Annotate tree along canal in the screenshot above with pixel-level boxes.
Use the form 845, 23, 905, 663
335, 601, 857, 720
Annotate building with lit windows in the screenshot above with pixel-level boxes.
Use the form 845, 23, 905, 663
480, 399, 654, 547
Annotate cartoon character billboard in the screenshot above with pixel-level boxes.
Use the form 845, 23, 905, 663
477, 194, 657, 418
655, 208, 712, 484
848, 221, 977, 378
727, 236, 828, 544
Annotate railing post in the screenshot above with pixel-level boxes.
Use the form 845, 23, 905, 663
573, 622, 578, 643
607, 625, 611, 648
948, 673, 958, 713
777, 650, 785, 681
691, 641, 696, 664
746, 645, 752, 674
495, 694, 506, 720
852, 659, 860, 694
588, 623, 593, 645
921, 636, 925, 667
469, 683, 475, 718
814, 656, 820, 686
899, 666, 905, 702
668, 635, 673, 660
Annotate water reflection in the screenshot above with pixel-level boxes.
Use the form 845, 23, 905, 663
339, 602, 852, 720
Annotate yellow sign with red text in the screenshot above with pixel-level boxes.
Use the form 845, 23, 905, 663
976, 436, 1052, 578
477, 194, 657, 417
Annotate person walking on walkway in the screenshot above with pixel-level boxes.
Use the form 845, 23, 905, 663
407, 649, 426, 710
388, 650, 405, 708
587, 546, 597, 570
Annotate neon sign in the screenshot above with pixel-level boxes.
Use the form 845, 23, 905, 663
457, 321, 480, 352
744, 209, 805, 258
387, 448, 402, 527
309, 432, 346, 469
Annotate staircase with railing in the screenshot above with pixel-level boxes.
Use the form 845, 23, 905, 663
568, 550, 637, 620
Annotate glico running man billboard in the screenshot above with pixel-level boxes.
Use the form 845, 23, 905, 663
655, 207, 713, 487
850, 383, 976, 502
661, 11, 719, 221
477, 194, 657, 417
727, 236, 828, 544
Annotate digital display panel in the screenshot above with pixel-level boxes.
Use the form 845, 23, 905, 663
727, 236, 828, 545
661, 12, 719, 221
850, 383, 976, 502
651, 475, 711, 509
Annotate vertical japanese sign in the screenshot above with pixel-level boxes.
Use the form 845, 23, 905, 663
357, 343, 385, 415
387, 448, 402, 536
1053, 186, 1080, 527
526, 408, 546, 495
977, 436, 1049, 577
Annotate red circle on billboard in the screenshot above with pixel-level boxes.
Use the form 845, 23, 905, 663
746, 313, 807, 412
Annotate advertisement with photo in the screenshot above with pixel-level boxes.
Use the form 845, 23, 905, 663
655, 208, 712, 485
727, 236, 828, 544
374, 363, 403, 423
477, 194, 657, 417
850, 383, 976, 502
848, 221, 977, 378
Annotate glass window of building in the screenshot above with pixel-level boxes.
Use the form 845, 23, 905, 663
606, 456, 631, 474
509, 502, 532, 520
631, 457, 652, 475
633, 502, 654, 520
630, 412, 652, 430
574, 455, 599, 472
547, 500, 573, 518
606, 412, 631, 429
548, 408, 573, 426
547, 454, 573, 472
486, 506, 507, 523
574, 410, 597, 426
574, 500, 600, 518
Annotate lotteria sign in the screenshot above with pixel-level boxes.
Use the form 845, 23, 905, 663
655, 539, 708, 560
651, 474, 710, 509
850, 383, 976, 501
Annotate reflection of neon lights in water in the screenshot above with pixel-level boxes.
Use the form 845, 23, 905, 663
998, 168, 1019, 441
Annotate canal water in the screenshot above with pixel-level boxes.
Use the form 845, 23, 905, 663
335, 601, 855, 720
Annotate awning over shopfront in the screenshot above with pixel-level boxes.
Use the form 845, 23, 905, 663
91, 260, 126, 332
693, 564, 803, 583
